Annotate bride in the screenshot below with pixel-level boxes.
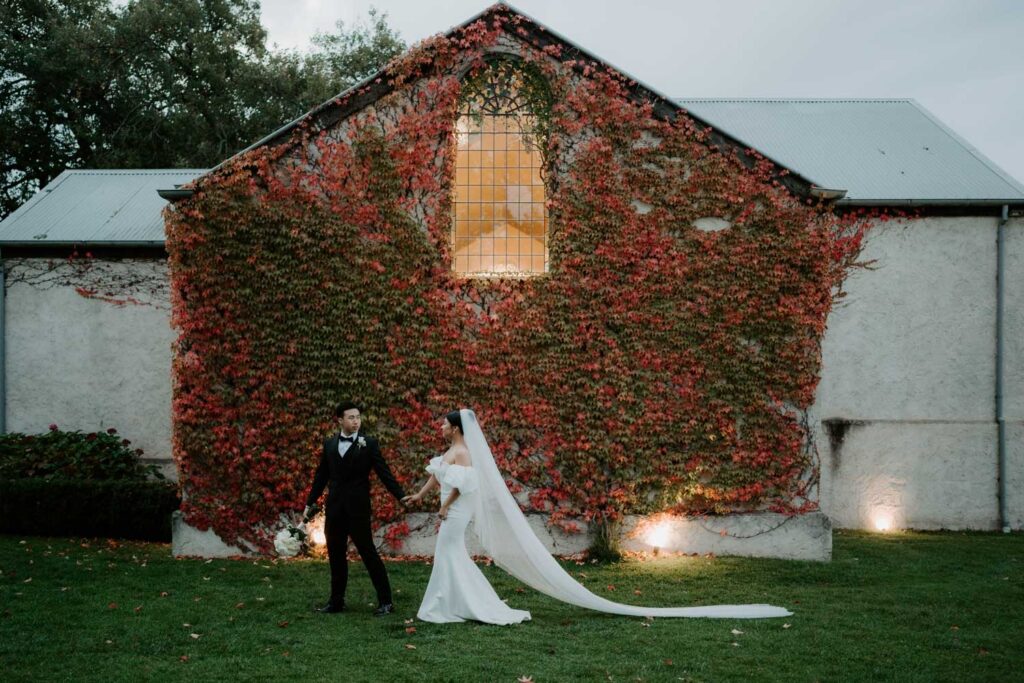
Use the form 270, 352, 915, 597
402, 409, 791, 624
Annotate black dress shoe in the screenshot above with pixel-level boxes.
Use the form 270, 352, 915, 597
373, 603, 394, 617
316, 602, 346, 614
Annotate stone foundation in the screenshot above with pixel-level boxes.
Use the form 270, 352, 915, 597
171, 510, 832, 561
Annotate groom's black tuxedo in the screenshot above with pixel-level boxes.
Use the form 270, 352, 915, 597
305, 431, 405, 608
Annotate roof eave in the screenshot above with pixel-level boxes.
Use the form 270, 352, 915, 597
837, 198, 1024, 207
157, 188, 195, 201
0, 240, 165, 247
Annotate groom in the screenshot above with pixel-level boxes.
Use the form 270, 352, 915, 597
304, 401, 406, 616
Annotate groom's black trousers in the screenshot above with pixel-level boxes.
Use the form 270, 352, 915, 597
324, 511, 392, 606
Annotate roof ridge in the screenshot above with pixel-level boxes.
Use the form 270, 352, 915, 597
198, 4, 817, 196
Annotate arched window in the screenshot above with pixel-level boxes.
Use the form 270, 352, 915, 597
452, 60, 549, 277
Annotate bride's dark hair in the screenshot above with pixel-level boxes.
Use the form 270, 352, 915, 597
445, 410, 463, 434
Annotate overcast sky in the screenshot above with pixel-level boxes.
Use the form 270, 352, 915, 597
259, 0, 1024, 186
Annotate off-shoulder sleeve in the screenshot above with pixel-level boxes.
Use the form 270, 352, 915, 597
425, 456, 444, 477
442, 464, 479, 494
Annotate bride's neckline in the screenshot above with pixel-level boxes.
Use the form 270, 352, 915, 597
439, 450, 471, 468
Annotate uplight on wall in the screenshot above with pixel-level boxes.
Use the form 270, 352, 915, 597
645, 521, 672, 550
872, 511, 894, 532
307, 517, 327, 546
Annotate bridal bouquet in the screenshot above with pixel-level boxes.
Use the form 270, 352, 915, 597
273, 520, 308, 558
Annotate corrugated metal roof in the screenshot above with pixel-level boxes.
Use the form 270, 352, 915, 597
0, 169, 206, 245
675, 98, 1024, 204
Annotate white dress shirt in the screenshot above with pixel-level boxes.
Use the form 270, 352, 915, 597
338, 432, 358, 458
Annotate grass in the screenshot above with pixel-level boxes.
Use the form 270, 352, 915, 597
1, 530, 1022, 682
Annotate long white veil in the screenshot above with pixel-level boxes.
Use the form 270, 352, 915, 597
461, 409, 792, 619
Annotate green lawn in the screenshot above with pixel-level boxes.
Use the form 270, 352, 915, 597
1, 530, 1021, 682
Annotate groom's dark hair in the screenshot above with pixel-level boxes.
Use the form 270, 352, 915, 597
335, 400, 362, 417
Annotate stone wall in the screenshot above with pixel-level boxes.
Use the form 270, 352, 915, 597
812, 215, 1023, 530
171, 510, 833, 561
3, 257, 176, 478
6, 214, 1021, 533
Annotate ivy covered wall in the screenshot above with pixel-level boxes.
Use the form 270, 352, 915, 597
165, 8, 868, 552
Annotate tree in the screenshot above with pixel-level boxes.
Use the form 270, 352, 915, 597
0, 0, 406, 218
1, 0, 119, 216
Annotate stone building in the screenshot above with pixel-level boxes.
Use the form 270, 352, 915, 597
1, 6, 1021, 553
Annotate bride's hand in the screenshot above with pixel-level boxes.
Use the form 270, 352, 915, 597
401, 493, 420, 505
438, 505, 449, 520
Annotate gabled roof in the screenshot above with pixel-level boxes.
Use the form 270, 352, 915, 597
0, 169, 206, 246
195, 2, 818, 200
677, 98, 1024, 205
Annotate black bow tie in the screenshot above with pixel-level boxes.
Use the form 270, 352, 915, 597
340, 435, 355, 443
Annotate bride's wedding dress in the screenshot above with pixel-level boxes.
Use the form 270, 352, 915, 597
416, 456, 531, 624
417, 409, 792, 623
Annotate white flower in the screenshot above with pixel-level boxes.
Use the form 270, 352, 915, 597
274, 526, 304, 558
357, 436, 367, 448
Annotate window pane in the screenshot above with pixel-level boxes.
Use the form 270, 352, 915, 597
452, 70, 548, 277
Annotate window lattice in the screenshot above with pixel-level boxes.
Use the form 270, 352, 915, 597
452, 62, 548, 276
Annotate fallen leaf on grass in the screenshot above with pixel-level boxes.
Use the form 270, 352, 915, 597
731, 629, 743, 636
23, 578, 32, 583
950, 625, 959, 631
731, 642, 739, 647
977, 647, 989, 656
605, 585, 616, 591
518, 677, 534, 683
133, 606, 143, 613
189, 633, 201, 639
107, 602, 118, 610
405, 626, 416, 634
235, 602, 245, 609
278, 620, 289, 628
160, 591, 169, 597
663, 659, 673, 665
782, 623, 791, 629
640, 622, 650, 628
404, 644, 416, 650
633, 589, 642, 596
403, 618, 414, 624
179, 656, 189, 663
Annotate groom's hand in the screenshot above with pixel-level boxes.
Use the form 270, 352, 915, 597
302, 504, 319, 522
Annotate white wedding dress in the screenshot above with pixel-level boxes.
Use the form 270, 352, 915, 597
416, 455, 532, 624
416, 409, 792, 622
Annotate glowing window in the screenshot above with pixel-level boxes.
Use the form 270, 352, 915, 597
452, 61, 548, 277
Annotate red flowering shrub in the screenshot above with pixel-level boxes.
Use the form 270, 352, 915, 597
165, 7, 870, 552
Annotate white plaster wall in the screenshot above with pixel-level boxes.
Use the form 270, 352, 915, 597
1005, 217, 1024, 529
820, 421, 997, 529
5, 214, 1020, 531
815, 215, 1023, 530
4, 259, 175, 477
